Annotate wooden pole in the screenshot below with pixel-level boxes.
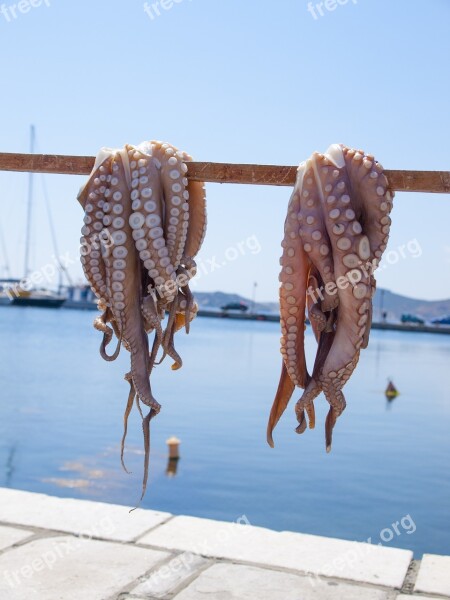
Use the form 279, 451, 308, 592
0, 152, 449, 194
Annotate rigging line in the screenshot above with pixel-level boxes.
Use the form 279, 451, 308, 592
41, 174, 59, 256
40, 174, 73, 286
0, 220, 11, 277
34, 137, 60, 256
1, 169, 27, 277
34, 137, 73, 287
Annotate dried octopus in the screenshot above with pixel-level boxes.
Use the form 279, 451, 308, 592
267, 144, 394, 451
77, 141, 206, 500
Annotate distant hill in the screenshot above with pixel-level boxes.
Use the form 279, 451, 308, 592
195, 289, 450, 322
195, 291, 279, 315
372, 289, 450, 321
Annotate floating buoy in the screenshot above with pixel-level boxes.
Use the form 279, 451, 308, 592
166, 436, 181, 477
166, 436, 181, 459
385, 380, 399, 400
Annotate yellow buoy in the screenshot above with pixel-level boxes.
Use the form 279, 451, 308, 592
385, 380, 399, 399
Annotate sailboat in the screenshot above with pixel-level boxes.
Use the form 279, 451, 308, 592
10, 285, 66, 308
8, 126, 66, 309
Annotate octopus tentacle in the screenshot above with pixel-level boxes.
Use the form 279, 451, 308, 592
100, 328, 122, 362
138, 409, 154, 504
159, 294, 183, 370
152, 141, 190, 272
295, 270, 332, 434
134, 399, 145, 427
127, 146, 177, 305
157, 267, 195, 366
141, 294, 163, 343
94, 310, 113, 344
183, 178, 207, 260
342, 147, 394, 259
361, 276, 375, 349
298, 163, 338, 313
181, 256, 198, 277
279, 185, 310, 389
295, 314, 336, 433
174, 299, 199, 334
120, 373, 135, 474
267, 179, 311, 447
79, 158, 113, 304
108, 153, 160, 413
148, 333, 162, 374
324, 406, 338, 453
176, 267, 195, 333
267, 362, 295, 448
95, 307, 122, 362
164, 327, 183, 372
307, 271, 327, 341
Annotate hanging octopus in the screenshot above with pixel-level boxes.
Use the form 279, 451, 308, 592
267, 144, 394, 451
77, 141, 207, 500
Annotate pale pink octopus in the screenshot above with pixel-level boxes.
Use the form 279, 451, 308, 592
78, 140, 207, 500
268, 144, 394, 451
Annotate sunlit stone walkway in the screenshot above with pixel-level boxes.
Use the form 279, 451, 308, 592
0, 487, 449, 599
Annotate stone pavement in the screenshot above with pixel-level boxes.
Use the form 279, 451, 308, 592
0, 487, 449, 599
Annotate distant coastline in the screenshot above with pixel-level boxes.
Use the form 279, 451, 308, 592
194, 309, 450, 335
193, 289, 450, 323
2, 285, 449, 334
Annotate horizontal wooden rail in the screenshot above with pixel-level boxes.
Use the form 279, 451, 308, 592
0, 152, 449, 193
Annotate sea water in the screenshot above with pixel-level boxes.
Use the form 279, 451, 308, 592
0, 306, 449, 557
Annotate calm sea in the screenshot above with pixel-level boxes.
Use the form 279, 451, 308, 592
0, 306, 449, 557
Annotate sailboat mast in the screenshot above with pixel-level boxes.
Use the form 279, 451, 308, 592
0, 221, 11, 278
23, 124, 35, 278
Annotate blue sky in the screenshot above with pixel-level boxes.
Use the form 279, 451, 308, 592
0, 0, 449, 301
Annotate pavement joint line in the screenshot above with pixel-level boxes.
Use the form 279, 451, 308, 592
408, 594, 450, 599
398, 594, 450, 599
0, 521, 173, 552
0, 518, 175, 549
220, 557, 403, 592
399, 559, 420, 595
130, 513, 176, 542
0, 526, 111, 547
0, 533, 38, 556
105, 551, 176, 600
0, 521, 38, 534
0, 520, 88, 538
117, 551, 182, 597
0, 529, 49, 558
163, 556, 216, 598
0, 537, 37, 558
122, 547, 214, 598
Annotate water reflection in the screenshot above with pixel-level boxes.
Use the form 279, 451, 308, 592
166, 457, 180, 477
39, 446, 147, 497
